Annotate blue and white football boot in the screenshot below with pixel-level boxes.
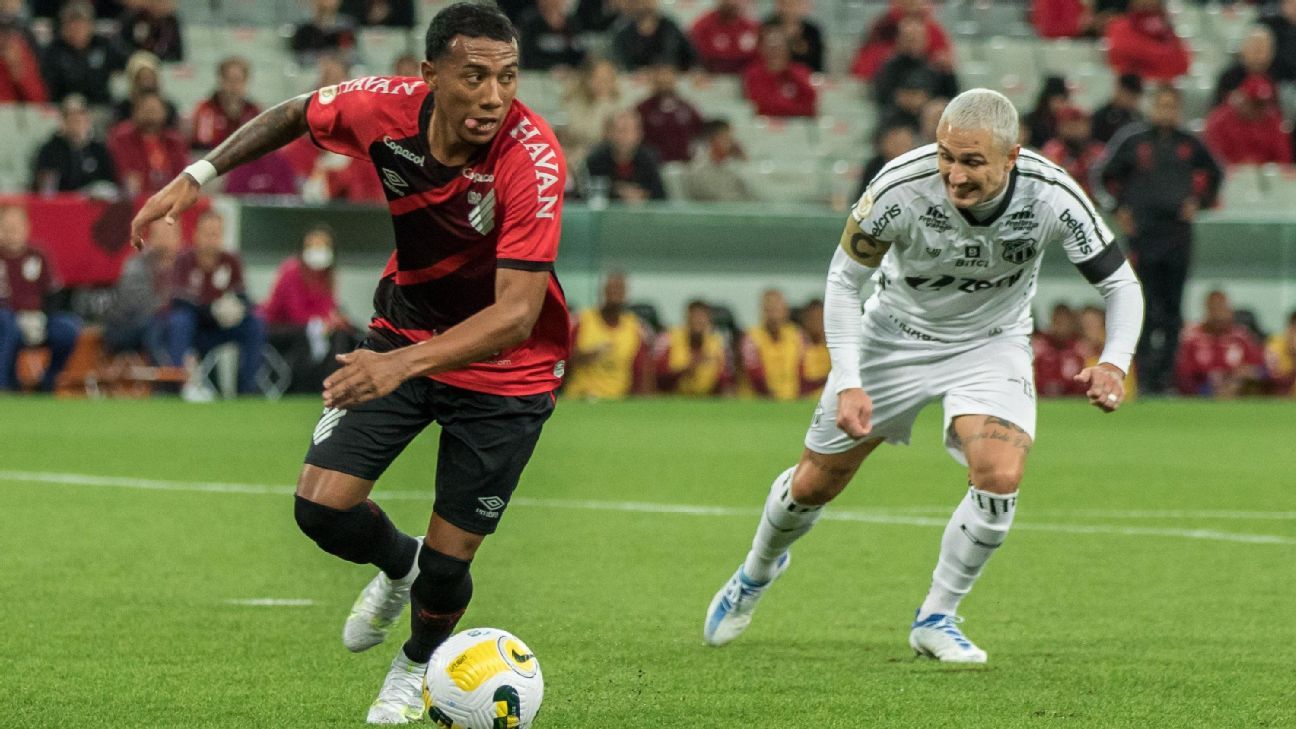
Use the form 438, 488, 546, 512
703, 552, 790, 647
908, 611, 988, 663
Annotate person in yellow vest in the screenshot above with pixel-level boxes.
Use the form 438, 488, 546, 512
1264, 310, 1296, 396
654, 299, 732, 396
740, 289, 804, 400
565, 272, 649, 399
798, 298, 830, 397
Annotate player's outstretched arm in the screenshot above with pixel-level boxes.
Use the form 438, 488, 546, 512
323, 268, 550, 409
130, 95, 311, 248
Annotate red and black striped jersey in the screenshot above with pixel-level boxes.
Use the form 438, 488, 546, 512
305, 76, 570, 396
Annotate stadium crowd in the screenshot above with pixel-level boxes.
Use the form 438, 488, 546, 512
2, 0, 1295, 400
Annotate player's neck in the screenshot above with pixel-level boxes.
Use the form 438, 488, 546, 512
967, 179, 1009, 219
426, 115, 478, 167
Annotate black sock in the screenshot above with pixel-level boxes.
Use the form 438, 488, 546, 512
293, 495, 420, 579
402, 547, 473, 663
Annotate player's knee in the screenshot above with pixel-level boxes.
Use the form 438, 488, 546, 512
411, 547, 473, 612
294, 495, 370, 562
969, 463, 1023, 494
790, 463, 848, 506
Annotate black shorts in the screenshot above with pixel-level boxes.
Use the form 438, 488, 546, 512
303, 377, 555, 535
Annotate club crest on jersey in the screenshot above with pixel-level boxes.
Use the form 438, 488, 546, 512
380, 167, 408, 194
1001, 238, 1038, 265
469, 188, 497, 235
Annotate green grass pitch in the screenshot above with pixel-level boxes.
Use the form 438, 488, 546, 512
2, 396, 1294, 727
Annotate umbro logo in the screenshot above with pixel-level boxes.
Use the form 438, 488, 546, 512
918, 205, 953, 233
380, 167, 408, 194
476, 495, 505, 518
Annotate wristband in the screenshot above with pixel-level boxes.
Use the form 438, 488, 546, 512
182, 159, 218, 187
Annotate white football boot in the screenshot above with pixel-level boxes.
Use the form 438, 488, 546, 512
908, 612, 988, 663
365, 652, 429, 724
343, 545, 421, 653
703, 552, 790, 647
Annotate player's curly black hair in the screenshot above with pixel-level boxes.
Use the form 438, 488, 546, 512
424, 1, 517, 62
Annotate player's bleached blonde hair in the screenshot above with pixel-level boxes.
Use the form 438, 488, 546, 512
938, 88, 1020, 152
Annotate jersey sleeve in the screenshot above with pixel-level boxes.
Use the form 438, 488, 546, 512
305, 81, 388, 160
495, 142, 566, 270
1046, 177, 1126, 284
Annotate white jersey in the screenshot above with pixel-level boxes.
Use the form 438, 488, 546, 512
847, 145, 1125, 342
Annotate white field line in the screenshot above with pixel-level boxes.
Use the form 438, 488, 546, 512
2, 470, 1293, 547
223, 598, 316, 607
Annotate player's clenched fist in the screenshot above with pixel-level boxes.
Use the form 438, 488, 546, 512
1074, 363, 1126, 413
836, 387, 874, 438
130, 173, 202, 249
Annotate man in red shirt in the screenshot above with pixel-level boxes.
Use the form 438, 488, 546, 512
1105, 0, 1191, 82
742, 26, 816, 117
851, 0, 953, 81
0, 205, 82, 392
130, 4, 569, 723
189, 57, 261, 152
1041, 106, 1106, 197
108, 90, 190, 196
0, 18, 47, 102
1203, 74, 1292, 165
165, 209, 266, 396
1175, 290, 1265, 397
635, 62, 704, 163
1032, 303, 1088, 396
690, 0, 760, 74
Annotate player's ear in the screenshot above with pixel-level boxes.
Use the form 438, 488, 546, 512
1005, 143, 1021, 169
421, 60, 437, 91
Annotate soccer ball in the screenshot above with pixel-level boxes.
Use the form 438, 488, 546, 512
425, 627, 544, 729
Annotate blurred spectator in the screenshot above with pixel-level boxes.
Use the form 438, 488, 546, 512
341, 0, 414, 28
878, 69, 934, 131
302, 151, 385, 203
856, 120, 915, 199
1022, 75, 1070, 150
517, 0, 586, 71
108, 90, 189, 197
916, 96, 946, 144
685, 118, 753, 201
575, 0, 620, 32
31, 94, 118, 195
560, 58, 622, 169
102, 216, 180, 364
1091, 72, 1144, 143
762, 0, 823, 73
260, 225, 360, 393
1041, 106, 1105, 196
392, 52, 419, 77
0, 16, 47, 101
0, 205, 81, 392
565, 272, 650, 399
653, 299, 732, 396
690, 0, 760, 75
40, 2, 127, 105
1264, 310, 1296, 396
1031, 0, 1094, 39
1104, 0, 1190, 82
190, 57, 261, 152
112, 51, 179, 128
740, 289, 803, 400
1078, 305, 1106, 364
798, 298, 828, 396
1175, 290, 1264, 398
1031, 303, 1087, 396
314, 53, 350, 89
1095, 86, 1223, 395
223, 151, 299, 197
121, 0, 183, 61
636, 62, 703, 163
872, 18, 956, 112
851, 0, 953, 82
742, 26, 816, 118
584, 109, 667, 203
167, 210, 266, 397
1261, 0, 1296, 84
1213, 26, 1276, 108
1203, 75, 1292, 166
610, 0, 695, 72
0, 0, 32, 26
292, 0, 358, 64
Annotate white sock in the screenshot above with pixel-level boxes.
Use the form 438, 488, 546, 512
742, 466, 824, 583
918, 485, 1017, 619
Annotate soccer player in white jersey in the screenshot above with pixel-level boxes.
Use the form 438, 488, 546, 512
703, 89, 1145, 663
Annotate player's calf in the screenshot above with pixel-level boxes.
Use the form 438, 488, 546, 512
294, 495, 420, 578
401, 546, 473, 664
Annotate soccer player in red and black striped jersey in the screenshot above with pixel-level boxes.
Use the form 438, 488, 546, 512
130, 3, 568, 723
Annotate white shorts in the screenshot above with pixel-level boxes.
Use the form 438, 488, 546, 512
805, 311, 1037, 466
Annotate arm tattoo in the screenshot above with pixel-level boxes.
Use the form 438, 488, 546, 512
206, 95, 311, 175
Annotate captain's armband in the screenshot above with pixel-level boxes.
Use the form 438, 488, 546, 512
839, 216, 892, 267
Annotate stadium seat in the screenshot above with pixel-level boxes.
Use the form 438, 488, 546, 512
0, 104, 59, 193
660, 162, 688, 202
747, 157, 828, 205
1221, 165, 1265, 211
358, 28, 417, 76
732, 117, 818, 163
1037, 39, 1104, 77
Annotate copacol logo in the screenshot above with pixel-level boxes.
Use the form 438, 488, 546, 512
476, 496, 506, 518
